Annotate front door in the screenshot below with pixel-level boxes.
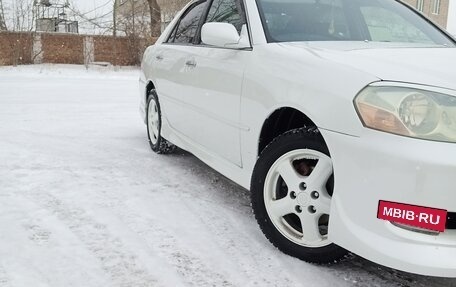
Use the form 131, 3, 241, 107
179, 0, 250, 166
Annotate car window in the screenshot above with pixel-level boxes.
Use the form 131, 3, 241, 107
360, 6, 432, 43
262, 0, 351, 41
205, 0, 246, 34
168, 1, 207, 44
256, 0, 455, 46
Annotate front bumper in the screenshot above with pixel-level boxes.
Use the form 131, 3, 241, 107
322, 128, 456, 277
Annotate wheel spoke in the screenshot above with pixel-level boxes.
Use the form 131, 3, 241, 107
315, 191, 331, 215
308, 157, 333, 188
151, 112, 159, 123
151, 124, 159, 137
299, 213, 322, 243
268, 197, 295, 218
277, 160, 302, 190
149, 101, 156, 112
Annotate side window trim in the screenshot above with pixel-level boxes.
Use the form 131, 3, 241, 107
165, 11, 182, 43
192, 0, 214, 45
242, 0, 254, 47
164, 0, 208, 45
166, 23, 178, 43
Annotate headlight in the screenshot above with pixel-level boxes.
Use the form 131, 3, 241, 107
354, 85, 456, 143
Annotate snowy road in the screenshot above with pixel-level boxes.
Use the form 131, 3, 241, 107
0, 65, 455, 287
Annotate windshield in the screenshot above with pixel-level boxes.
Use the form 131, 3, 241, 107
256, 0, 455, 46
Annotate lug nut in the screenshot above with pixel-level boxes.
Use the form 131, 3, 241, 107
299, 182, 307, 191
308, 206, 316, 214
295, 206, 303, 213
311, 191, 319, 199
290, 191, 297, 199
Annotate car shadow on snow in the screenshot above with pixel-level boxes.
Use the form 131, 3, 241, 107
158, 148, 456, 287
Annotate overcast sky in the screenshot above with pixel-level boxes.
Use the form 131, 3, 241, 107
73, 0, 113, 14
70, 0, 114, 34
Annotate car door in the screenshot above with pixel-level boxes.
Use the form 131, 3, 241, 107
179, 0, 250, 167
152, 0, 209, 143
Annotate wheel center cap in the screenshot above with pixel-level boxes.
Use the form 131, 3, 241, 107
296, 192, 310, 206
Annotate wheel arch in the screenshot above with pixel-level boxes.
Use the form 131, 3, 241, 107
145, 80, 156, 100
258, 107, 323, 156
141, 80, 157, 124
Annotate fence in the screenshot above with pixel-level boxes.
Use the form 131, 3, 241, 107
0, 31, 156, 66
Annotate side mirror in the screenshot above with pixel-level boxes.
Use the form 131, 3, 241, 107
201, 22, 250, 49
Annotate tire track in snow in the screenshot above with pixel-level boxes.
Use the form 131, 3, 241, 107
181, 200, 299, 287
145, 158, 304, 286
98, 170, 297, 286
27, 191, 160, 287
29, 170, 237, 287
102, 193, 236, 287
125, 216, 233, 287
0, 266, 9, 287
23, 223, 51, 246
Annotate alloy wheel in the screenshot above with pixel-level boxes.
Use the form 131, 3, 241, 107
147, 98, 160, 145
264, 149, 333, 248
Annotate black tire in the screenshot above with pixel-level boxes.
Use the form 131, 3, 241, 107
146, 90, 177, 154
251, 127, 347, 264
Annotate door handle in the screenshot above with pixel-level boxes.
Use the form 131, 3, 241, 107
185, 59, 197, 67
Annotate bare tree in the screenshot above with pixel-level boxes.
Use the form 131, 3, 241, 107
147, 0, 161, 37
0, 0, 7, 30
67, 0, 115, 35
111, 0, 154, 65
113, 0, 154, 38
0, 0, 36, 66
113, 0, 118, 36
10, 0, 35, 31
158, 0, 188, 31
114, 0, 188, 38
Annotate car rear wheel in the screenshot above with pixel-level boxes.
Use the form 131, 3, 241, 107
147, 90, 177, 154
251, 127, 347, 263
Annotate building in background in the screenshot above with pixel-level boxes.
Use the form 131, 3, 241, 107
402, 0, 453, 31
34, 0, 78, 33
447, 1, 456, 34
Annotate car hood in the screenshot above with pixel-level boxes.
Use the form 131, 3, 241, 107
280, 42, 456, 91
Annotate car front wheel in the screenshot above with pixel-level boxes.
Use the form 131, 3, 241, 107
251, 127, 347, 263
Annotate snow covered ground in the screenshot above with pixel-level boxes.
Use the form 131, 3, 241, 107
0, 64, 455, 287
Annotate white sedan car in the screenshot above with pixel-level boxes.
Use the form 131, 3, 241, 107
139, 0, 456, 277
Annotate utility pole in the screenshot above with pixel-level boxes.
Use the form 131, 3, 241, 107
113, 0, 118, 36
0, 0, 7, 31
